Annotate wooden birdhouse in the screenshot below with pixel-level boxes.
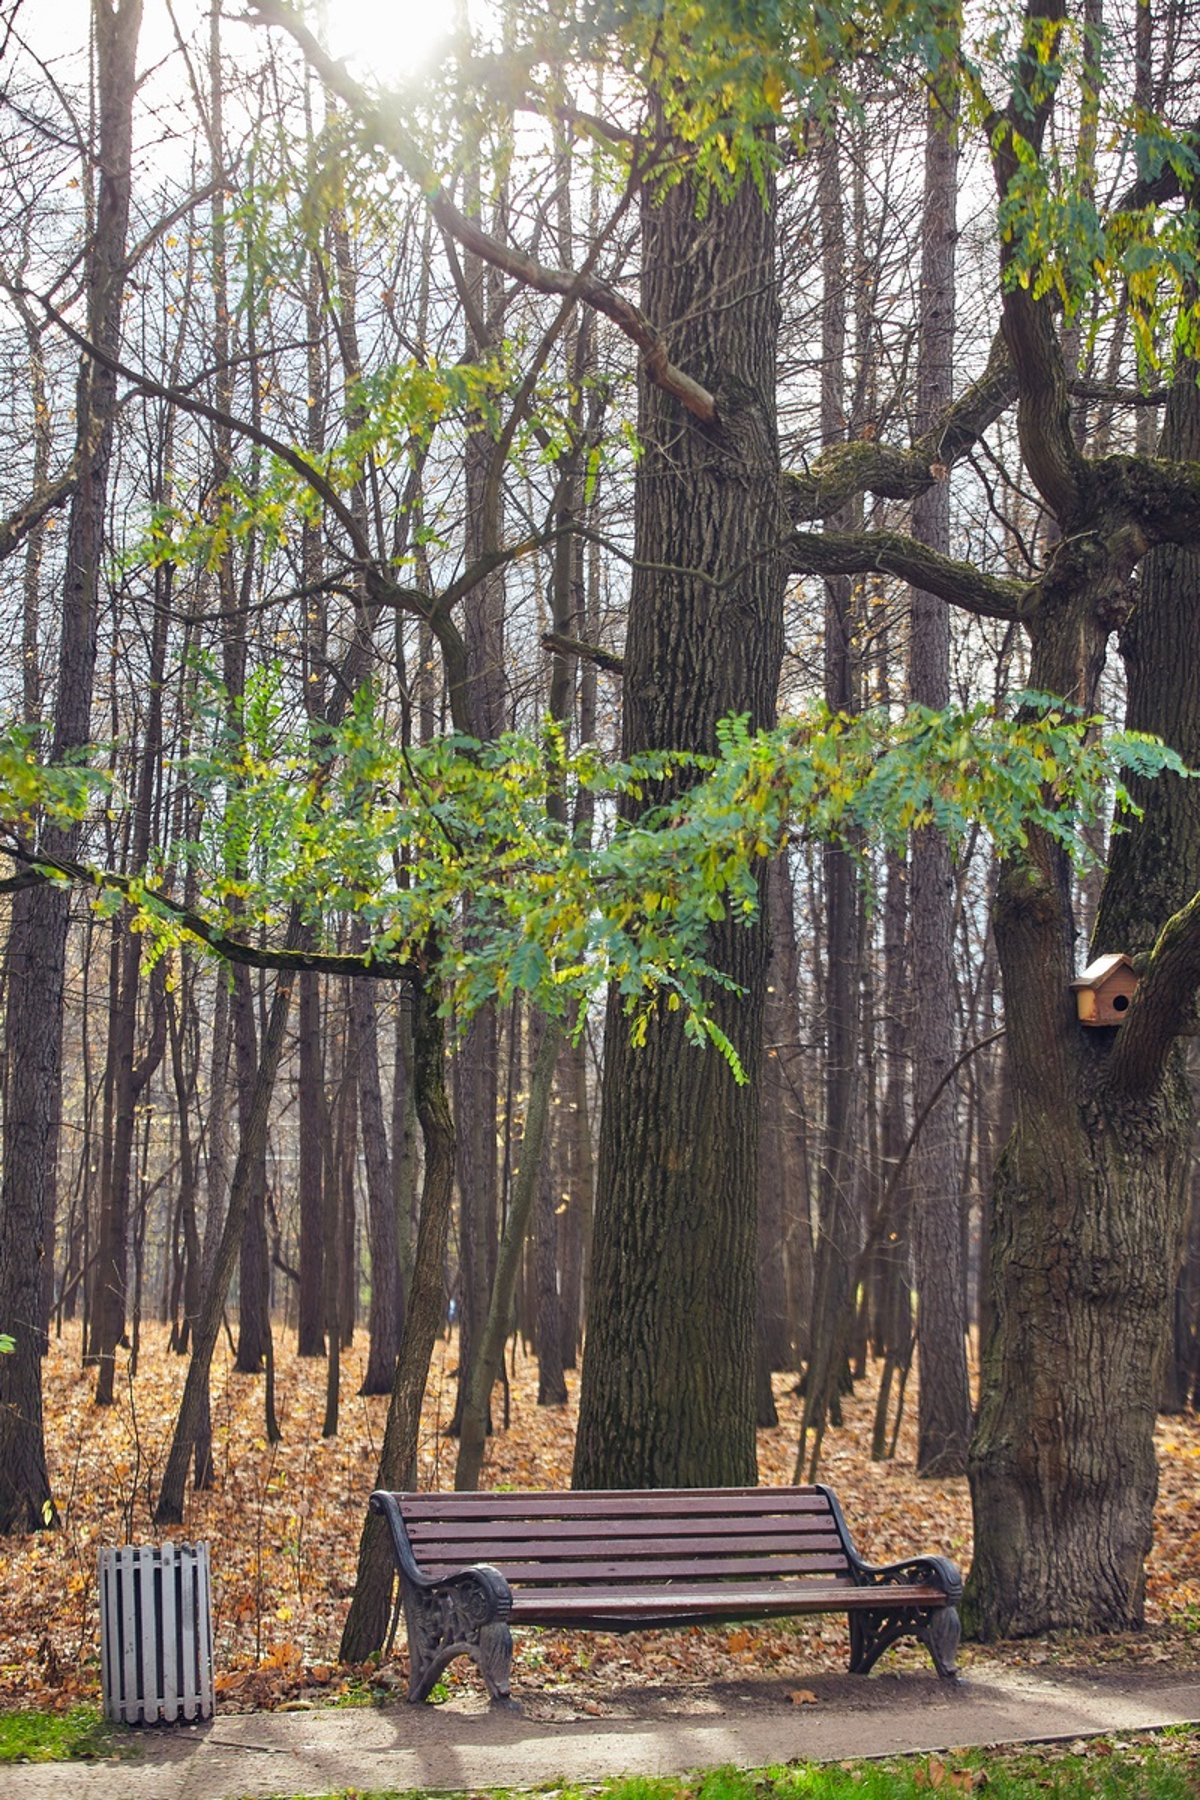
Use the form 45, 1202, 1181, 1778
1070, 953, 1138, 1026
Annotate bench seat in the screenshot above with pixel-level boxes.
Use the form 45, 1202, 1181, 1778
369, 1484, 962, 1706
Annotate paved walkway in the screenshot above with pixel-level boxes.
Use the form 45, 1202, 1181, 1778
7, 1664, 1199, 1800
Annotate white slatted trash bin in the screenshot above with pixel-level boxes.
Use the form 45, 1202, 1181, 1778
99, 1541, 214, 1724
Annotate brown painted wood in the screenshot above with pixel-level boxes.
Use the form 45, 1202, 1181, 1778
389, 1486, 950, 1611
508, 1579, 947, 1623
406, 1516, 843, 1542
371, 1483, 962, 1697
400, 1491, 835, 1518
399, 1490, 851, 1584
402, 1489, 853, 1591
412, 1535, 848, 1563
418, 1553, 851, 1582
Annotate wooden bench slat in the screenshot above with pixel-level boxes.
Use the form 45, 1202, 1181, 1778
407, 1529, 847, 1559
412, 1540, 848, 1564
406, 1517, 846, 1546
400, 1489, 835, 1521
509, 1579, 950, 1624
418, 1552, 852, 1583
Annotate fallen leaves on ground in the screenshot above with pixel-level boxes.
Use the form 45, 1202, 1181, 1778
1, 1322, 1198, 1713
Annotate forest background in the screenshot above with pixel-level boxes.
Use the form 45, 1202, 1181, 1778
2, 0, 1200, 1702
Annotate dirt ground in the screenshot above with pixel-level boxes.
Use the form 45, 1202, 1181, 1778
4, 1324, 1199, 1716
4, 1658, 1200, 1800
3, 1322, 1200, 1800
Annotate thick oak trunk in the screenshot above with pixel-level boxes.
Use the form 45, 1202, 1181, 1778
967, 1064, 1187, 1633
967, 353, 1200, 1635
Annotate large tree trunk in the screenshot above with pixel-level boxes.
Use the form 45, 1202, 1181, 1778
966, 350, 1200, 1636
572, 132, 783, 1491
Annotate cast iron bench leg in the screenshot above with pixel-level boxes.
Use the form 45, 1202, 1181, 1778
403, 1577, 514, 1705
849, 1603, 960, 1679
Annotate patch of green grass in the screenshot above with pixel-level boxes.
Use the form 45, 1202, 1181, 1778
0, 1703, 127, 1764
260, 1732, 1200, 1800
328, 1674, 449, 1709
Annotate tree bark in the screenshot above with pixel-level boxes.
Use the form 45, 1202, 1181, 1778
233, 966, 271, 1374
758, 856, 799, 1376
355, 934, 401, 1394
799, 122, 862, 1472
339, 970, 455, 1662
296, 973, 327, 1355
966, 334, 1200, 1636
0, 0, 143, 1534
156, 963, 296, 1526
909, 41, 971, 1478
573, 124, 783, 1490
535, 1030, 568, 1408
456, 1022, 563, 1490
448, 161, 506, 1437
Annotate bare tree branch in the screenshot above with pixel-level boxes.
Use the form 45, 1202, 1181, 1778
0, 842, 418, 982
788, 527, 1029, 621
784, 332, 1016, 521
1105, 886, 1200, 1102
989, 0, 1088, 519
0, 466, 77, 561
541, 630, 625, 673
14, 279, 373, 560
245, 0, 720, 424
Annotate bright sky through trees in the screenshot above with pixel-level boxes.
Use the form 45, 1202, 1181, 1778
14, 0, 452, 88
324, 0, 453, 81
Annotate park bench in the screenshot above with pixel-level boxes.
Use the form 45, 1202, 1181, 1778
369, 1484, 962, 1707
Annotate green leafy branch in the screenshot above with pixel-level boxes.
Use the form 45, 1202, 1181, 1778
0, 688, 1185, 1081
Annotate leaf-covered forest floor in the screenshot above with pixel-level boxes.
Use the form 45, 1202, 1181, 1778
2, 1322, 1198, 1714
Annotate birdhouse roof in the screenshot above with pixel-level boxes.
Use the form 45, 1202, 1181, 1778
1069, 953, 1136, 991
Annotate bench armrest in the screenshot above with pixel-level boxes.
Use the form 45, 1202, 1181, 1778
852, 1552, 963, 1607
812, 1485, 961, 1604
369, 1490, 514, 1614
369, 1491, 516, 1704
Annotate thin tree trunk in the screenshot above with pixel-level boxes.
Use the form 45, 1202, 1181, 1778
156, 960, 297, 1526
0, 0, 143, 1534
233, 966, 271, 1373
799, 122, 862, 1475
909, 36, 971, 1478
456, 1022, 563, 1490
339, 970, 455, 1662
534, 1030, 568, 1408
355, 931, 400, 1393
297, 973, 327, 1355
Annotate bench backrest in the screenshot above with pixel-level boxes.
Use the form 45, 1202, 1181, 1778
387, 1486, 857, 1590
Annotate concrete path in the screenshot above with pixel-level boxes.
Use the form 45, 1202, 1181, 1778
7, 1664, 1199, 1800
